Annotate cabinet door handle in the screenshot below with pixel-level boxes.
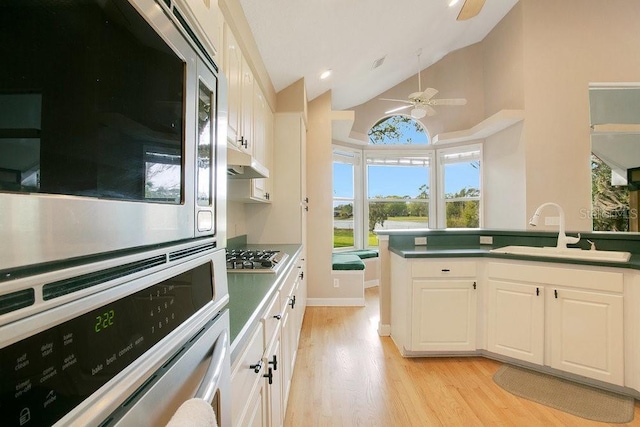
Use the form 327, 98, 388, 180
273, 314, 282, 320
263, 367, 273, 385
554, 289, 558, 299
250, 360, 263, 373
441, 269, 450, 272
268, 354, 278, 371
289, 295, 296, 309
536, 287, 539, 296
472, 281, 476, 290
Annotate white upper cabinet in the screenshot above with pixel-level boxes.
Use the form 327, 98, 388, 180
178, 0, 222, 62
223, 25, 243, 150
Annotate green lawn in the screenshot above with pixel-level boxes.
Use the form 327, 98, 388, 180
333, 228, 378, 248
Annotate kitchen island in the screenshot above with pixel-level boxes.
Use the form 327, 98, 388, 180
376, 228, 640, 398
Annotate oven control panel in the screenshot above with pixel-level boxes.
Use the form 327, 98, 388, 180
0, 262, 214, 427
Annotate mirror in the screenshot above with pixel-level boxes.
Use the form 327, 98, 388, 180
589, 84, 640, 232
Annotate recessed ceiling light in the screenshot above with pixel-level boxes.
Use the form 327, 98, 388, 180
448, 0, 460, 7
320, 70, 332, 80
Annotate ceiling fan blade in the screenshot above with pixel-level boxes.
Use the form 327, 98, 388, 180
385, 105, 412, 114
420, 88, 438, 101
424, 105, 438, 116
431, 98, 468, 106
379, 98, 412, 104
457, 0, 486, 21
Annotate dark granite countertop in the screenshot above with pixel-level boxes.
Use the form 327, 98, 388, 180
375, 228, 640, 269
225, 244, 302, 363
389, 245, 640, 270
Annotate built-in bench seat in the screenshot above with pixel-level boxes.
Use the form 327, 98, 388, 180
332, 253, 365, 270
321, 250, 380, 307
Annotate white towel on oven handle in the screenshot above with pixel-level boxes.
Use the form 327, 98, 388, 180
165, 398, 218, 427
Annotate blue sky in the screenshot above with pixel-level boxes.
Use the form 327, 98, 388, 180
334, 116, 479, 199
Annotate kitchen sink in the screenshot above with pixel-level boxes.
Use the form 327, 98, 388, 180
489, 245, 631, 263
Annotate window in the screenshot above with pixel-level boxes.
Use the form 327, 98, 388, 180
333, 149, 361, 249
591, 153, 630, 231
332, 115, 483, 251
438, 146, 482, 228
366, 153, 433, 241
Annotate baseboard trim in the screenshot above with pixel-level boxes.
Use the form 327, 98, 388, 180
306, 297, 365, 307
378, 323, 391, 336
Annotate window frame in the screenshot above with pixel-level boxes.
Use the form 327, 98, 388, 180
364, 149, 436, 237
332, 148, 362, 251
332, 117, 484, 251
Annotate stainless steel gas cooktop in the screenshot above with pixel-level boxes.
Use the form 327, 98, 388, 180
225, 249, 288, 273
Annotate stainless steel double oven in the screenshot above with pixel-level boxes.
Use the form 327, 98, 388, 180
0, 0, 230, 425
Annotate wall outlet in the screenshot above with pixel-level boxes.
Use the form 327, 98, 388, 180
545, 216, 560, 226
479, 236, 493, 245
414, 237, 427, 246
333, 278, 339, 288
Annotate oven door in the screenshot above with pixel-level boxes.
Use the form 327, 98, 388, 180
106, 311, 230, 427
0, 250, 230, 427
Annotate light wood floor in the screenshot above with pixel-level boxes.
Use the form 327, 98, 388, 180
284, 286, 640, 426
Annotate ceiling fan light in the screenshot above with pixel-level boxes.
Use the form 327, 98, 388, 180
411, 107, 427, 119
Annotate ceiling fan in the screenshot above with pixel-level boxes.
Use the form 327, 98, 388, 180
456, 0, 486, 21
379, 51, 467, 119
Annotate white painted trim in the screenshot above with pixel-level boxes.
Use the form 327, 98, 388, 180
331, 270, 364, 276
365, 279, 379, 288
378, 323, 391, 336
306, 298, 365, 307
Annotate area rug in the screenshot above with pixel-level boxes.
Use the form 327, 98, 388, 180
493, 365, 634, 423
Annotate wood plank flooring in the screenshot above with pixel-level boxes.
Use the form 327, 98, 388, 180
284, 286, 640, 426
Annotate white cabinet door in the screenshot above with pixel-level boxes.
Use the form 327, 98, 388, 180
251, 86, 268, 200
231, 324, 267, 427
243, 383, 267, 427
223, 25, 242, 148
486, 279, 544, 364
264, 330, 283, 427
548, 288, 624, 385
240, 56, 254, 153
410, 279, 477, 351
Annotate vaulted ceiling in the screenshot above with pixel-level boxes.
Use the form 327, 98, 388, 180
239, 0, 519, 110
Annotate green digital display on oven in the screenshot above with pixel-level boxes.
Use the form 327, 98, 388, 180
94, 309, 115, 333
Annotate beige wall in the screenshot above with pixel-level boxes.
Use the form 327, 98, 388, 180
306, 91, 334, 299
350, 43, 486, 140
349, 0, 640, 231
521, 0, 640, 231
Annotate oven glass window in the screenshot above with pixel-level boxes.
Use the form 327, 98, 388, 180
0, 0, 185, 204
197, 80, 215, 207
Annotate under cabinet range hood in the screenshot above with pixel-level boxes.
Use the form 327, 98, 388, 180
227, 147, 269, 179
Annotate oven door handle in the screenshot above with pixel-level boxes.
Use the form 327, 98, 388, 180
195, 328, 229, 403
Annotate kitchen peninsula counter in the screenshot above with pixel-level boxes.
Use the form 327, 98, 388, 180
225, 243, 302, 363
379, 228, 640, 269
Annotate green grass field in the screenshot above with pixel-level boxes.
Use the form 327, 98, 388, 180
334, 228, 378, 247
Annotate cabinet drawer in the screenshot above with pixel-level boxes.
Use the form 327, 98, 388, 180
412, 260, 476, 278
231, 323, 265, 425
262, 291, 281, 345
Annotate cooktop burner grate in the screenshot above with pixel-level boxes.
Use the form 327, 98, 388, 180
225, 249, 288, 273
